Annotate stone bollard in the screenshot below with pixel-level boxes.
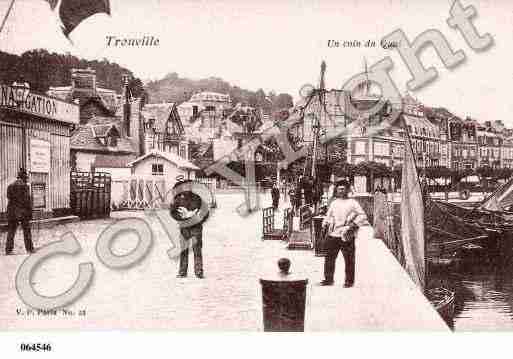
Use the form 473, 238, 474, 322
259, 258, 308, 332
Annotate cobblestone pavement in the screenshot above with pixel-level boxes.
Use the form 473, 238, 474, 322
0, 191, 447, 331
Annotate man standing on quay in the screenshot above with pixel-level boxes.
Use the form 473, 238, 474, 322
319, 180, 367, 287
170, 178, 210, 279
271, 182, 280, 210
5, 168, 35, 255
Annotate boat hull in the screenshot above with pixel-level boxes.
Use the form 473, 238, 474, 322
426, 287, 455, 329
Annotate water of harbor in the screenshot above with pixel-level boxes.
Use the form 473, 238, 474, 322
430, 246, 513, 331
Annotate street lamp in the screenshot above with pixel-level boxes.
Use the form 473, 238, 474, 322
310, 113, 320, 179
12, 82, 30, 109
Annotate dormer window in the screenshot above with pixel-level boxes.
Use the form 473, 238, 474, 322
93, 125, 121, 148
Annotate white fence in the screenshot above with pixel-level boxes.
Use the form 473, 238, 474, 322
111, 176, 217, 210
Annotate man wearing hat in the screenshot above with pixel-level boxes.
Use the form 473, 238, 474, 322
271, 182, 280, 210
319, 180, 367, 287
5, 168, 34, 255
170, 177, 209, 278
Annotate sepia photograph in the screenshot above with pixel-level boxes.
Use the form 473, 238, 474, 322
0, 0, 513, 356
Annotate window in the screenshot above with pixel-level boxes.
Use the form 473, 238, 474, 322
354, 141, 366, 155
179, 144, 187, 159
152, 164, 164, 176
374, 142, 389, 156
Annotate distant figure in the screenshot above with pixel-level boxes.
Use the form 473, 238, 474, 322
312, 179, 323, 207
293, 179, 303, 214
303, 176, 314, 205
319, 180, 368, 287
271, 183, 280, 210
170, 179, 210, 279
281, 179, 287, 201
288, 188, 300, 215
5, 168, 34, 255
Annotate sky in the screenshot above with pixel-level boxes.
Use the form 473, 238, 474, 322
0, 0, 512, 125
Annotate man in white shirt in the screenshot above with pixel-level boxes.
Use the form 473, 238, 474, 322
320, 180, 368, 287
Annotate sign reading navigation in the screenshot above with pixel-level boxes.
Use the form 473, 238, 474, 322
0, 85, 79, 124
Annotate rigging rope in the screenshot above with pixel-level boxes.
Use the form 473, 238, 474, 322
0, 0, 15, 35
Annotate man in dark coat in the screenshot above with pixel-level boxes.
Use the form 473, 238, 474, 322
312, 179, 323, 211
6, 168, 34, 255
170, 179, 210, 279
290, 180, 302, 215
303, 176, 313, 205
271, 182, 280, 210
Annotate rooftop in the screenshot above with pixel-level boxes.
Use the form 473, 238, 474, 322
190, 91, 231, 103
142, 102, 184, 135
127, 150, 200, 171
71, 125, 135, 153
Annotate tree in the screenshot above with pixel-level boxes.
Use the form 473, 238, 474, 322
128, 78, 147, 100
255, 88, 270, 111
476, 166, 493, 179
333, 162, 355, 179
248, 92, 259, 108
272, 93, 294, 111
0, 49, 145, 98
425, 166, 451, 179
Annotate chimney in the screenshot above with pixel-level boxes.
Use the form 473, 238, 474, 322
71, 68, 97, 97
122, 74, 131, 137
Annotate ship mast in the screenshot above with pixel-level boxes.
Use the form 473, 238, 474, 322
311, 60, 326, 180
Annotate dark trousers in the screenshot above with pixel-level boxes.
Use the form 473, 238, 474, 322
323, 235, 355, 284
178, 229, 203, 276
272, 197, 279, 209
304, 192, 312, 205
6, 219, 33, 254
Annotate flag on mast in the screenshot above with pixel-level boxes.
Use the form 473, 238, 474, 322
46, 0, 111, 38
401, 122, 426, 290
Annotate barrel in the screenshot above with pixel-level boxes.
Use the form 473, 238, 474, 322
259, 279, 308, 331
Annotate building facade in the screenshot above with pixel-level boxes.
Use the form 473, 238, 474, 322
47, 68, 143, 174
291, 91, 513, 173
477, 129, 502, 168
127, 150, 199, 180
0, 82, 79, 220
141, 102, 190, 159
